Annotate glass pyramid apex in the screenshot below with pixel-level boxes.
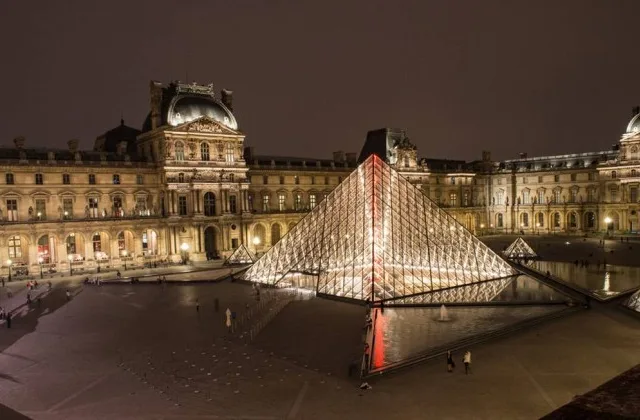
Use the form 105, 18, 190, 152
224, 244, 256, 265
503, 237, 538, 259
243, 154, 518, 302
627, 289, 640, 312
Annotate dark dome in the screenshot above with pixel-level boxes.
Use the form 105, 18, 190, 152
168, 95, 237, 130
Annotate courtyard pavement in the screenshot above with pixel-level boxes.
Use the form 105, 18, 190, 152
0, 236, 637, 419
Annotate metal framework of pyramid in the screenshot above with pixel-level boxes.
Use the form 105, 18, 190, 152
242, 154, 517, 302
224, 244, 256, 265
627, 289, 640, 312
503, 237, 538, 260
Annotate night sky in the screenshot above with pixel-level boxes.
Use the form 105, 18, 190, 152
2, 1, 640, 162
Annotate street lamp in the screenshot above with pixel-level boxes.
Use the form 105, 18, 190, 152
7, 259, 12, 282
122, 250, 128, 271
38, 256, 44, 279
252, 237, 260, 246
68, 254, 73, 276
180, 243, 189, 264
37, 211, 42, 220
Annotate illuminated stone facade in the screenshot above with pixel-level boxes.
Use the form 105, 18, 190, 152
0, 80, 638, 278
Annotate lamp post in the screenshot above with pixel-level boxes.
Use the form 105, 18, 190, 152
7, 259, 12, 282
68, 254, 73, 276
180, 243, 189, 264
122, 250, 128, 271
38, 256, 44, 279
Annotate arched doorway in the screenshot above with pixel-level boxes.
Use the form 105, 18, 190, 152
520, 212, 529, 229
91, 231, 110, 260
536, 212, 544, 228
141, 229, 158, 256
552, 212, 561, 230
496, 213, 503, 228
567, 212, 578, 230
37, 234, 56, 264
584, 211, 596, 230
253, 224, 266, 248
271, 223, 281, 245
7, 235, 29, 277
117, 231, 135, 257
204, 226, 218, 260
66, 233, 86, 261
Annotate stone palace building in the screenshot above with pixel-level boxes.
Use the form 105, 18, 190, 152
1, 80, 639, 277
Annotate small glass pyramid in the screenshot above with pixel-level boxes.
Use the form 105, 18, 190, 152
503, 237, 538, 260
243, 154, 517, 302
224, 244, 256, 265
627, 289, 640, 312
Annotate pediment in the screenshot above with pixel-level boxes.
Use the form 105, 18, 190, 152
171, 116, 240, 135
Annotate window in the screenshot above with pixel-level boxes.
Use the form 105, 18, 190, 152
610, 188, 618, 202
612, 171, 617, 179
538, 176, 543, 183
5, 173, 14, 185
632, 169, 638, 177
117, 232, 127, 255
271, 224, 281, 246
88, 174, 96, 185
585, 212, 596, 229
588, 172, 595, 181
92, 233, 102, 253
294, 193, 302, 210
279, 176, 284, 185
497, 190, 504, 205
63, 198, 73, 219
248, 194, 253, 211
35, 199, 46, 220
497, 213, 503, 228
309, 194, 317, 209
537, 190, 544, 204
451, 177, 456, 185
521, 213, 529, 227
228, 174, 234, 182
553, 213, 561, 228
588, 188, 596, 203
262, 195, 270, 212
523, 190, 530, 204
6, 199, 17, 221
631, 187, 638, 203
553, 189, 561, 203
175, 142, 185, 161
112, 174, 120, 185
537, 212, 544, 227
204, 192, 216, 216
570, 173, 577, 181
294, 175, 299, 185
135, 196, 147, 214
113, 196, 123, 217
136, 174, 143, 185
278, 193, 286, 211
338, 176, 343, 183
35, 173, 43, 185
554, 175, 559, 182
201, 143, 210, 161
62, 174, 70, 184
225, 144, 235, 163
570, 189, 577, 203
66, 234, 78, 255
463, 192, 469, 207
568, 213, 577, 228
229, 195, 237, 213
8, 235, 22, 258
88, 197, 99, 218
178, 196, 187, 215
497, 178, 502, 185
263, 176, 268, 184
311, 176, 316, 185
449, 192, 457, 206
178, 173, 185, 183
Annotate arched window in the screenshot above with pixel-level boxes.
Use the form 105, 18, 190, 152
585, 212, 596, 229
92, 233, 102, 252
611, 170, 617, 179
8, 235, 22, 258
520, 213, 529, 228
201, 143, 210, 161
568, 212, 577, 229
254, 224, 266, 246
175, 142, 184, 161
536, 212, 544, 227
496, 213, 503, 228
203, 192, 216, 216
37, 235, 50, 263
271, 223, 281, 245
553, 212, 561, 228
178, 173, 185, 183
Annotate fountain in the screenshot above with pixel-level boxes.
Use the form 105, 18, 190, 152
439, 304, 449, 321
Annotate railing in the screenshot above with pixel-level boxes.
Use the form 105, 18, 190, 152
0, 213, 164, 225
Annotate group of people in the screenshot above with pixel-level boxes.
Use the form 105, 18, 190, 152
447, 350, 472, 374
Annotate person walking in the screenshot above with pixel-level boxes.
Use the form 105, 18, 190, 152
66, 290, 71, 301
225, 308, 232, 333
6, 312, 11, 329
195, 298, 200, 313
446, 350, 455, 373
463, 350, 472, 374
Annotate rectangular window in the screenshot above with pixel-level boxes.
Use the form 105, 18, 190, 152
451, 177, 456, 185
279, 176, 284, 185
113, 174, 120, 185
136, 174, 143, 185
35, 198, 46, 220
135, 196, 146, 214
178, 196, 187, 215
497, 178, 502, 185
463, 192, 469, 206
229, 195, 237, 213
63, 198, 73, 219
278, 193, 286, 211
497, 191, 504, 205
8, 236, 22, 258
89, 174, 96, 185
294, 175, 299, 185
311, 176, 316, 185
6, 199, 17, 221
294, 194, 302, 210
449, 192, 457, 206
309, 194, 317, 209
5, 173, 13, 185
570, 173, 577, 181
553, 190, 561, 203
537, 190, 544, 204
631, 187, 638, 203
88, 197, 99, 218
62, 174, 70, 185
225, 144, 235, 163
35, 173, 43, 185
588, 189, 595, 203
263, 176, 268, 184
588, 172, 595, 181
522, 177, 527, 184
523, 190, 530, 204
554, 175, 560, 182
262, 195, 270, 212
610, 189, 618, 202
570, 189, 577, 203
538, 176, 543, 183
113, 196, 123, 217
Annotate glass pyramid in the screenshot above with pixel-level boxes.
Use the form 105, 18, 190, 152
626, 289, 640, 312
242, 154, 517, 302
224, 244, 256, 265
503, 237, 538, 259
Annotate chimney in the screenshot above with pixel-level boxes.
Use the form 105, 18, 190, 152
633, 105, 640, 117
13, 136, 25, 149
68, 139, 79, 152
519, 152, 528, 159
117, 141, 128, 155
345, 152, 357, 164
150, 80, 163, 130
333, 151, 345, 163
482, 150, 491, 162
221, 89, 234, 112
